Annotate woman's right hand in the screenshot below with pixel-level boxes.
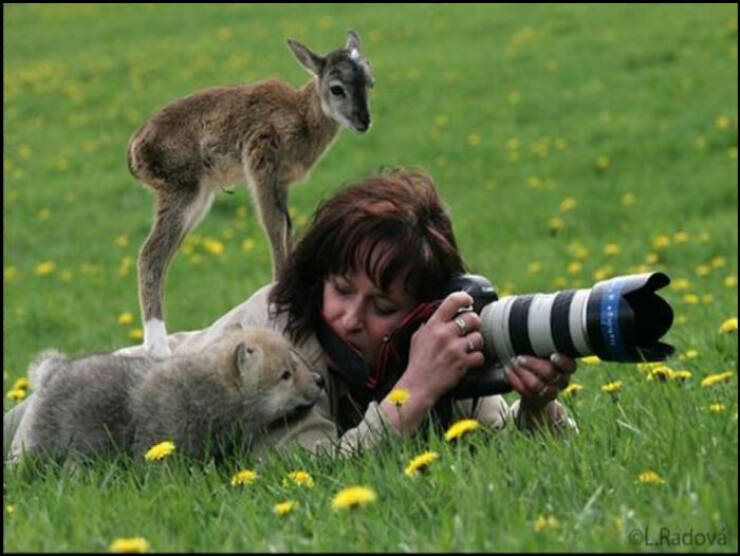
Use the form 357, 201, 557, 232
402, 291, 485, 406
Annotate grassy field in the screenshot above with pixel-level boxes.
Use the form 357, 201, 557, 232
3, 3, 738, 552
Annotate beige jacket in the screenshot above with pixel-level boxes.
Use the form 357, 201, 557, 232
114, 284, 576, 459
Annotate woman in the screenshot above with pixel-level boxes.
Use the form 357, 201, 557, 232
5, 169, 576, 460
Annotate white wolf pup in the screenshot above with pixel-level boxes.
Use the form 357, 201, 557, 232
6, 326, 324, 465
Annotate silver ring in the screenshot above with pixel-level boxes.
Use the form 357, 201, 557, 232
454, 316, 467, 336
466, 339, 476, 353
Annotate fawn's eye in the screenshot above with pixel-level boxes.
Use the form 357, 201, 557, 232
330, 85, 346, 98
281, 371, 292, 381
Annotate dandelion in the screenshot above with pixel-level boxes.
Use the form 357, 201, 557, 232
683, 293, 699, 305
645, 253, 659, 265
203, 238, 225, 256
6, 504, 15, 514
4, 266, 18, 281
533, 514, 560, 532
636, 362, 664, 374
601, 381, 622, 394
12, 377, 29, 391
708, 403, 726, 413
527, 262, 542, 273
695, 265, 711, 277
594, 155, 610, 170
217, 26, 232, 40
273, 500, 297, 517
108, 537, 150, 553
647, 365, 673, 381
603, 243, 620, 256
6, 388, 26, 402
581, 356, 600, 365
332, 485, 377, 510
467, 133, 481, 146
129, 328, 143, 341
673, 231, 689, 244
719, 317, 738, 333
701, 294, 714, 305
559, 197, 577, 212
621, 193, 636, 205
652, 235, 671, 250
701, 371, 734, 388
118, 312, 134, 325
115, 235, 129, 248
670, 278, 691, 291
638, 471, 665, 485
562, 383, 583, 396
282, 470, 314, 488
716, 115, 731, 129
682, 349, 699, 359
34, 261, 56, 276
594, 265, 615, 281
387, 388, 410, 407
231, 469, 259, 486
404, 451, 439, 477
569, 243, 590, 260
567, 261, 582, 275
671, 370, 692, 382
37, 208, 51, 220
548, 217, 564, 232
724, 275, 738, 288
710, 256, 726, 268
729, 147, 738, 160
144, 441, 175, 461
444, 418, 480, 441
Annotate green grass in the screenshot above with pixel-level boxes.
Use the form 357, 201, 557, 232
3, 3, 738, 552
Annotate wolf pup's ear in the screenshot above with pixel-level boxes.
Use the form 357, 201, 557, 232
287, 38, 325, 76
234, 342, 256, 377
346, 29, 362, 54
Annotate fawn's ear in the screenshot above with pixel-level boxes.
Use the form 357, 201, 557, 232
287, 38, 325, 76
345, 29, 362, 54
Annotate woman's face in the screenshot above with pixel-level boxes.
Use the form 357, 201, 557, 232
321, 270, 417, 368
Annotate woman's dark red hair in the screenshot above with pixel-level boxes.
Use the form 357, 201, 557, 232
269, 169, 466, 343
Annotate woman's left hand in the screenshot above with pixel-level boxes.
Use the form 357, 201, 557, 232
505, 353, 577, 411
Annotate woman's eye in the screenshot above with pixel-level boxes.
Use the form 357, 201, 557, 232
332, 280, 351, 295
330, 85, 346, 97
281, 371, 292, 381
374, 304, 397, 316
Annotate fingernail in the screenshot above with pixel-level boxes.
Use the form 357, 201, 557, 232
550, 353, 561, 365
509, 356, 518, 368
516, 355, 527, 366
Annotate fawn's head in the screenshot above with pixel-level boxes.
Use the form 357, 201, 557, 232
287, 29, 374, 133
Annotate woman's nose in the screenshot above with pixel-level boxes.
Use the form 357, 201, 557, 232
341, 301, 365, 331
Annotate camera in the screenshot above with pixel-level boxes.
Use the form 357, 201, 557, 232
449, 272, 675, 398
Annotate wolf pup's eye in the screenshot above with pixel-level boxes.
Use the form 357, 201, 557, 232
281, 371, 292, 381
330, 85, 346, 98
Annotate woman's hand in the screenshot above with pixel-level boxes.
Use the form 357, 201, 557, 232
380, 291, 485, 433
505, 353, 577, 413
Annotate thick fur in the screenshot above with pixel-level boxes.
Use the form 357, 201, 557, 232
7, 327, 323, 465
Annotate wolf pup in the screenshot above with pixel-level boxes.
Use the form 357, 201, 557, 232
127, 29, 374, 359
6, 327, 324, 465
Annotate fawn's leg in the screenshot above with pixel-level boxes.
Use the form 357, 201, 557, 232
243, 133, 292, 279
138, 186, 214, 358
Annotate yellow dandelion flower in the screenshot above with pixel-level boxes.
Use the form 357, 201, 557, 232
559, 197, 577, 212
716, 115, 730, 129
581, 356, 600, 365
506, 137, 520, 151
701, 371, 734, 388
670, 370, 692, 382
603, 243, 620, 256
594, 155, 610, 169
601, 380, 623, 394
109, 537, 150, 553
231, 469, 259, 486
4, 266, 18, 281
682, 293, 699, 305
217, 26, 232, 40
645, 253, 659, 265
683, 349, 699, 359
444, 418, 480, 441
118, 312, 134, 325
34, 261, 56, 276
652, 235, 671, 250
621, 192, 636, 205
533, 514, 560, 532
594, 265, 615, 281
12, 377, 29, 391
695, 265, 711, 277
273, 500, 297, 517
203, 238, 225, 256
710, 256, 726, 268
563, 383, 583, 396
638, 471, 665, 484
695, 136, 707, 150
331, 485, 377, 510
527, 262, 542, 273
144, 441, 175, 461
387, 388, 410, 407
724, 275, 738, 288
548, 217, 564, 232
404, 451, 439, 477
719, 317, 738, 333
729, 147, 738, 160
37, 208, 51, 220
129, 328, 143, 341
6, 388, 26, 402
189, 254, 204, 265
636, 361, 664, 373
670, 278, 691, 291
282, 470, 314, 488
647, 365, 673, 381
708, 403, 726, 413
435, 114, 449, 127
673, 231, 689, 244
6, 504, 15, 514
701, 294, 713, 305
115, 235, 129, 248
467, 133, 481, 146
567, 261, 582, 275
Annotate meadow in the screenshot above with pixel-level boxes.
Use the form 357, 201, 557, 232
3, 3, 738, 552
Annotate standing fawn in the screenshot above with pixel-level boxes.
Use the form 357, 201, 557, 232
127, 30, 374, 358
